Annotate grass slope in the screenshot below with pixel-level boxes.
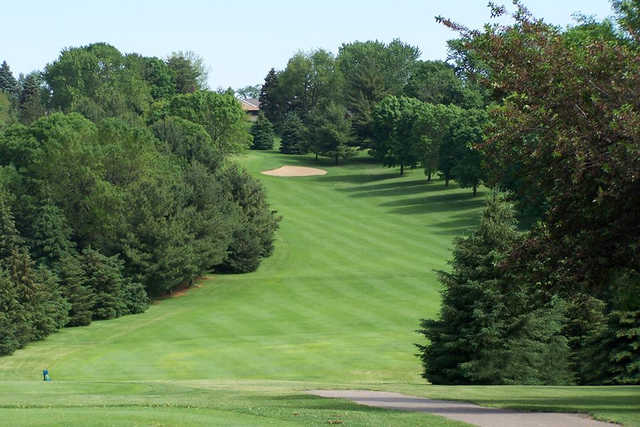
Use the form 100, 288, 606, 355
0, 150, 638, 426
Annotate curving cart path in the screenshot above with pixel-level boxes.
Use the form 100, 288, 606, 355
307, 390, 617, 427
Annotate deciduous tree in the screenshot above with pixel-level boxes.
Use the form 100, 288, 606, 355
307, 103, 355, 165
372, 96, 426, 175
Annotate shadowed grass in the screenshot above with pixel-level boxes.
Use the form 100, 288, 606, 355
0, 150, 637, 425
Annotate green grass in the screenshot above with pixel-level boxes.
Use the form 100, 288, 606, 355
0, 149, 638, 426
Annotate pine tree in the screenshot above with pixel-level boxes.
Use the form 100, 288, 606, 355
250, 112, 275, 150
0, 268, 22, 355
1, 249, 69, 347
417, 191, 572, 384
18, 72, 46, 124
56, 255, 95, 327
0, 61, 19, 99
599, 310, 640, 384
122, 279, 149, 315
0, 188, 22, 260
259, 68, 282, 125
3, 248, 41, 347
27, 203, 74, 266
216, 166, 280, 273
279, 112, 307, 154
81, 248, 129, 320
577, 268, 640, 385
31, 265, 70, 339
81, 248, 149, 319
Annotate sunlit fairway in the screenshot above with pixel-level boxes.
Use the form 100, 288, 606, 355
0, 150, 637, 426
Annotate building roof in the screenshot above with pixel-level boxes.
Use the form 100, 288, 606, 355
239, 98, 260, 111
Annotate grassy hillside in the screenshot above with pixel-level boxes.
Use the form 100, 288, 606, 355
0, 150, 637, 426
0, 150, 484, 384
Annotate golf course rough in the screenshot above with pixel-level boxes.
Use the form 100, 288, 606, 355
0, 150, 637, 426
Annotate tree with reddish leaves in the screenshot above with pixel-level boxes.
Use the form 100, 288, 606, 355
422, 1, 640, 384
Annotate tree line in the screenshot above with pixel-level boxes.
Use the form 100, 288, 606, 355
250, 40, 488, 196
418, 1, 640, 386
0, 44, 279, 356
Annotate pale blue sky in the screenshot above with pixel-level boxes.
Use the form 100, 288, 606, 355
1, 1, 613, 89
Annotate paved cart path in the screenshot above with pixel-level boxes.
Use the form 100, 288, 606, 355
306, 390, 617, 427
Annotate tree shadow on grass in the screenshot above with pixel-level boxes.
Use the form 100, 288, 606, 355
345, 179, 422, 191
342, 179, 442, 193
259, 392, 639, 419
248, 394, 410, 413
261, 152, 379, 168
262, 153, 334, 168
317, 172, 399, 185
381, 192, 487, 216
349, 182, 449, 199
462, 395, 640, 414
429, 215, 482, 235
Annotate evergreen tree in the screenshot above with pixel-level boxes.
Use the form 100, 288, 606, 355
598, 310, 640, 384
259, 68, 282, 126
0, 189, 29, 355
56, 254, 95, 327
0, 92, 15, 127
250, 112, 275, 150
81, 248, 130, 320
577, 268, 640, 384
0, 187, 21, 260
18, 72, 46, 124
182, 161, 236, 274
27, 203, 74, 266
279, 112, 307, 154
216, 166, 280, 273
0, 61, 19, 100
417, 191, 572, 384
3, 249, 47, 346
30, 265, 70, 339
579, 310, 640, 385
0, 267, 23, 355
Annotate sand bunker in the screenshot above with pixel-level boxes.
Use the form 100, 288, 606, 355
261, 166, 327, 177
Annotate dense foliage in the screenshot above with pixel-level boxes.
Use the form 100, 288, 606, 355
307, 103, 355, 165
279, 113, 307, 155
418, 192, 572, 384
258, 39, 486, 188
418, 1, 640, 385
0, 44, 279, 356
250, 112, 275, 150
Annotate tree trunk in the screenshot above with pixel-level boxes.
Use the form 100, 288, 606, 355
400, 162, 404, 176
427, 168, 432, 182
315, 152, 318, 161
473, 184, 477, 197
445, 175, 449, 187
335, 153, 338, 165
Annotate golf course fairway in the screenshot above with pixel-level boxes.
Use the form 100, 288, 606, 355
0, 150, 637, 426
